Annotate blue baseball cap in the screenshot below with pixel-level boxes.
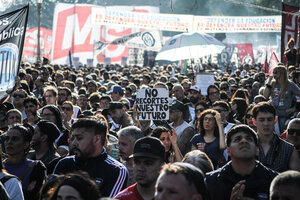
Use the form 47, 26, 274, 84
107, 85, 123, 95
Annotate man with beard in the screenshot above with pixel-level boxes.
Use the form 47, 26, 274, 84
23, 96, 40, 127
29, 120, 60, 174
188, 85, 202, 121
104, 102, 134, 130
169, 100, 196, 155
53, 118, 128, 198
58, 87, 81, 118
117, 126, 144, 187
114, 137, 165, 200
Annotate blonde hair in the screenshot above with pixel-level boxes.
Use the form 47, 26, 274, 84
272, 65, 289, 98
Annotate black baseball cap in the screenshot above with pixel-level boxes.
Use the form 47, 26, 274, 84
131, 137, 165, 160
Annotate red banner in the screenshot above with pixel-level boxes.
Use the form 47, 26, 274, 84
281, 3, 299, 64
23, 27, 52, 63
51, 4, 159, 65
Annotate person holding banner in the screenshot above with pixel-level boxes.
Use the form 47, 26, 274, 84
263, 65, 300, 133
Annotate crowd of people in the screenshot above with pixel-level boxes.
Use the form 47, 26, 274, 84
0, 41, 299, 200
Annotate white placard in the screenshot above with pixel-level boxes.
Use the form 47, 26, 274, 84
196, 73, 215, 95
135, 88, 169, 120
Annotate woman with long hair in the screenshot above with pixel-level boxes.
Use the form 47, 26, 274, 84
231, 97, 248, 123
40, 105, 70, 156
49, 172, 101, 200
3, 124, 46, 200
0, 148, 24, 200
190, 109, 226, 168
243, 104, 257, 132
150, 126, 183, 163
264, 65, 300, 132
284, 38, 297, 67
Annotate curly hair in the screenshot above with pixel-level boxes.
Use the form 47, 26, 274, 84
197, 109, 219, 137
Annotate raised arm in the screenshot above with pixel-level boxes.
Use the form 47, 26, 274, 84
169, 127, 183, 162
216, 113, 226, 150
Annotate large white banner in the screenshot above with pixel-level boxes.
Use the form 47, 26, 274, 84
91, 8, 281, 33
92, 8, 194, 32
194, 16, 281, 33
51, 4, 159, 65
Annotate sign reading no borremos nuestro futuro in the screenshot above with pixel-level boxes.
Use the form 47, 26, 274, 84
135, 88, 169, 121
0, 5, 29, 100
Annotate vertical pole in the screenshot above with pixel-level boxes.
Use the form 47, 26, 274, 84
37, 3, 41, 64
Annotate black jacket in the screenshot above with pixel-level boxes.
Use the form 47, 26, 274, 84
53, 149, 128, 198
205, 161, 278, 200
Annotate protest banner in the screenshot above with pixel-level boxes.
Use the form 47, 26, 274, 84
135, 88, 169, 120
51, 3, 159, 65
92, 7, 194, 32
196, 73, 215, 95
194, 16, 281, 33
0, 5, 29, 101
23, 27, 52, 63
281, 3, 299, 64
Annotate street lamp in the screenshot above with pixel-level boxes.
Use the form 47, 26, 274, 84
37, 0, 43, 64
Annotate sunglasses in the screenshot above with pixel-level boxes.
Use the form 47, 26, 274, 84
246, 114, 253, 119
287, 129, 300, 136
61, 106, 72, 111
13, 94, 25, 98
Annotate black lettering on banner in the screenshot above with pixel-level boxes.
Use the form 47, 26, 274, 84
145, 88, 158, 98
136, 88, 169, 120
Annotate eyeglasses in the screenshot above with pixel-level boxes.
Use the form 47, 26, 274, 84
246, 114, 253, 119
61, 106, 72, 111
41, 113, 55, 118
13, 94, 25, 98
287, 129, 300, 136
203, 117, 215, 122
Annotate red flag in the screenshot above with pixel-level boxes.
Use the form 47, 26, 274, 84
262, 51, 269, 73
268, 52, 279, 75
281, 3, 299, 64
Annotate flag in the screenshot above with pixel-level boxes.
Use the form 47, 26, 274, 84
0, 5, 29, 101
262, 50, 269, 73
281, 3, 299, 64
269, 52, 279, 75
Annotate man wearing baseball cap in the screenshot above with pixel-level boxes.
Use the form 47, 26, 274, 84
188, 85, 202, 121
107, 85, 124, 101
114, 137, 165, 200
